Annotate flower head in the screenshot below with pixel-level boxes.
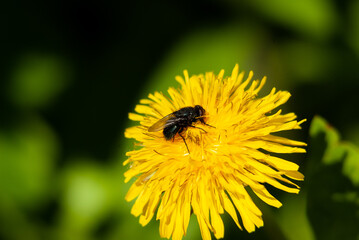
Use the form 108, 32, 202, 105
124, 64, 306, 240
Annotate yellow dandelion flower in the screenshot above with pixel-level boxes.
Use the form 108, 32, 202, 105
124, 64, 306, 240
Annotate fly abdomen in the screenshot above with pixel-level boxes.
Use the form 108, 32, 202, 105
163, 125, 179, 140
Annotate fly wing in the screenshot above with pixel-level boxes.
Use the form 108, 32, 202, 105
148, 113, 177, 132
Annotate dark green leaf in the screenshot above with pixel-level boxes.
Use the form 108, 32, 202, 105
306, 116, 359, 240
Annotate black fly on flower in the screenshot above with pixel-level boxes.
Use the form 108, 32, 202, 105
124, 64, 306, 240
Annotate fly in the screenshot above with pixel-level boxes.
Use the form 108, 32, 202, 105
148, 105, 212, 153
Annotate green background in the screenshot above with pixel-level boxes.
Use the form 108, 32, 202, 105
1, 0, 359, 239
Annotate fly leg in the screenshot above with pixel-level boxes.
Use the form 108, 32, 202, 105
177, 127, 190, 154
188, 125, 207, 133
178, 132, 190, 154
198, 117, 216, 129
203, 123, 216, 128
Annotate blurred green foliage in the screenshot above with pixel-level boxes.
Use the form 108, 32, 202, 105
8, 54, 71, 109
307, 116, 359, 240
1, 0, 359, 240
0, 117, 57, 209
243, 0, 339, 39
